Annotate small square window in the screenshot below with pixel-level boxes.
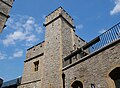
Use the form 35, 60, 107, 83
34, 61, 39, 71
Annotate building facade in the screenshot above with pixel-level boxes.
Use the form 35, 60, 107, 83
0, 0, 14, 33
18, 7, 120, 88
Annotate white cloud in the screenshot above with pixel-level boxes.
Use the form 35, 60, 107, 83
23, 17, 35, 33
3, 14, 43, 46
110, 0, 120, 15
26, 34, 38, 42
3, 31, 25, 46
3, 31, 39, 46
9, 50, 23, 59
0, 52, 6, 60
13, 50, 23, 58
36, 26, 43, 34
76, 24, 83, 30
98, 29, 107, 34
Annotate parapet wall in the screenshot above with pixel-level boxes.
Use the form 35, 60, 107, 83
63, 39, 120, 88
45, 7, 73, 26
26, 41, 45, 61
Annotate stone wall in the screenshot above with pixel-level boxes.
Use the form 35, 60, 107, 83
0, 0, 14, 32
18, 7, 87, 88
41, 7, 86, 88
45, 7, 73, 26
0, 14, 7, 32
63, 39, 120, 88
2, 0, 14, 6
18, 81, 41, 88
26, 42, 44, 61
42, 17, 63, 88
19, 42, 45, 88
21, 55, 43, 83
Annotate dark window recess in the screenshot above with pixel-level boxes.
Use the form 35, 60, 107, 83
40, 45, 42, 47
109, 67, 120, 88
73, 44, 76, 50
71, 80, 83, 88
91, 83, 95, 88
33, 48, 35, 51
34, 61, 39, 71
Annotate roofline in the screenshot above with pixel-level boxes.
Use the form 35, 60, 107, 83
27, 41, 45, 51
45, 6, 73, 20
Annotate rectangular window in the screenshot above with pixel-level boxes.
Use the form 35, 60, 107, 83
34, 61, 39, 71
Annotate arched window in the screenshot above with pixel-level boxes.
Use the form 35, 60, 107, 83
71, 80, 83, 88
109, 67, 120, 88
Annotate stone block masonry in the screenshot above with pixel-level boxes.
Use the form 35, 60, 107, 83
0, 0, 14, 32
18, 7, 120, 88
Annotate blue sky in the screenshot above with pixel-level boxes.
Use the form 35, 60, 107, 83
0, 0, 120, 82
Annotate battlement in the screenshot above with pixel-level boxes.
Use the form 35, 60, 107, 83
26, 41, 45, 61
44, 7, 74, 27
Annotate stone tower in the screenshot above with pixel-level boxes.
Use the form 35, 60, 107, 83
0, 0, 14, 32
42, 7, 86, 88
18, 7, 86, 88
42, 7, 76, 88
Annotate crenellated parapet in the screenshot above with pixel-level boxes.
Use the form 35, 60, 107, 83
44, 7, 74, 28
25, 41, 45, 62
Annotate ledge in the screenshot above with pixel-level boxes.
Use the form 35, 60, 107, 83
64, 37, 100, 61
0, 12, 10, 18
62, 38, 120, 71
24, 53, 44, 63
27, 41, 45, 51
20, 79, 41, 85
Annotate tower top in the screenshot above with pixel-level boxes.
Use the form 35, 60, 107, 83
45, 6, 73, 20
44, 7, 74, 28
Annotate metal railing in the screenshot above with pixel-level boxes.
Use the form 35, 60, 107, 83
89, 22, 120, 53
63, 22, 120, 67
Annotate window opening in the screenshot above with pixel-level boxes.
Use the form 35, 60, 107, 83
109, 67, 120, 88
34, 61, 39, 71
71, 80, 83, 88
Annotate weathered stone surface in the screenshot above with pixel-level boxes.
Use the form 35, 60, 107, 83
63, 40, 120, 88
19, 7, 86, 88
26, 42, 44, 61
18, 7, 120, 88
2, 0, 14, 6
0, 0, 14, 32
0, 1, 11, 15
